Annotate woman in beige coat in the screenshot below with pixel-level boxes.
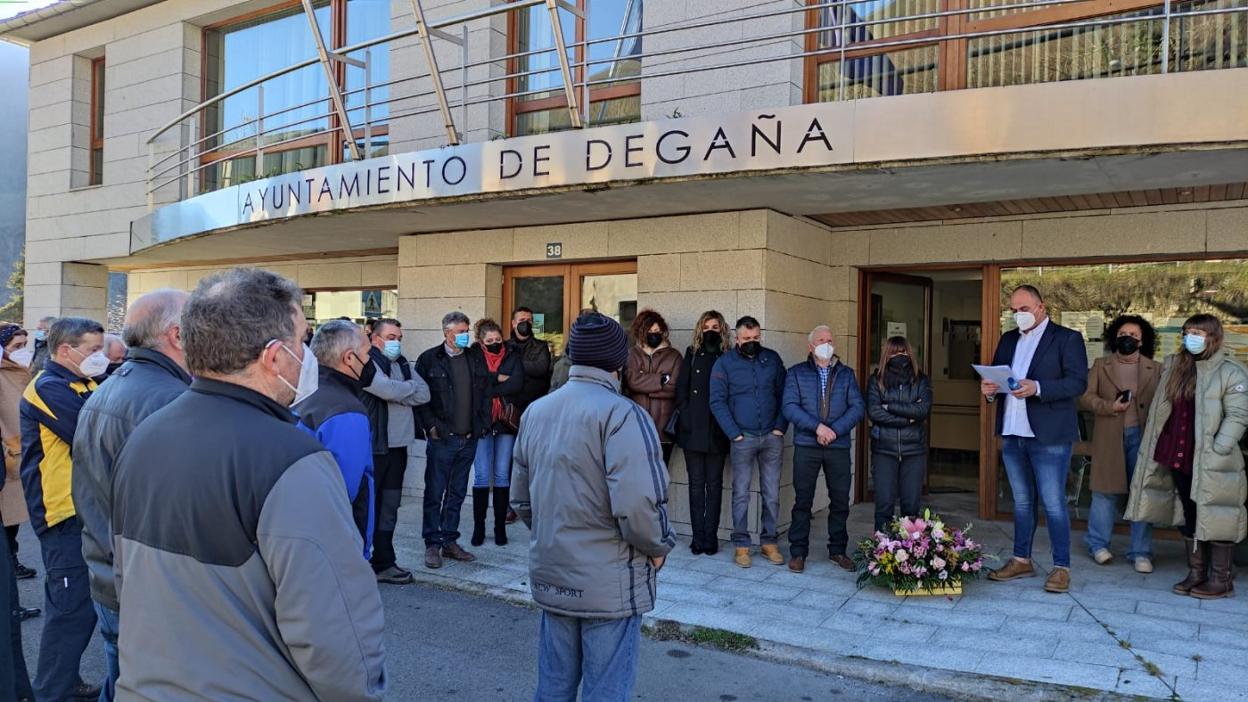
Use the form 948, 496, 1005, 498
0, 323, 35, 579
1126, 314, 1248, 600
1081, 316, 1162, 572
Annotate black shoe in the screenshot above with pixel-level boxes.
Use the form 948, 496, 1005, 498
18, 606, 40, 621
13, 562, 35, 580
70, 681, 101, 699
690, 543, 704, 555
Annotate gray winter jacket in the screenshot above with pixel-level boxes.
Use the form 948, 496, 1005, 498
72, 348, 191, 612
511, 365, 676, 619
111, 378, 386, 701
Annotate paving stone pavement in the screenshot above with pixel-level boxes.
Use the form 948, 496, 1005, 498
392, 495, 1248, 701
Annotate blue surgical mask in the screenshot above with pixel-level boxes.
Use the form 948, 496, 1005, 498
382, 339, 402, 360
1183, 333, 1207, 355
34, 330, 46, 342
454, 332, 471, 349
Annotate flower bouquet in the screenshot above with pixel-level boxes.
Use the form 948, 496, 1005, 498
852, 509, 986, 596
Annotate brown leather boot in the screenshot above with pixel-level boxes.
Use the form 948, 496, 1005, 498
1173, 538, 1209, 595
1191, 541, 1235, 600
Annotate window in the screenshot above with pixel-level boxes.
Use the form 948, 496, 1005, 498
997, 258, 1248, 521
510, 0, 643, 136
503, 261, 637, 356
89, 57, 105, 185
303, 289, 398, 326
806, 0, 1248, 100
201, 0, 391, 191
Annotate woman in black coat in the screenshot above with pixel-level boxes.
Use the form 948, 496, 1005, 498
471, 319, 525, 547
866, 336, 933, 533
675, 310, 731, 555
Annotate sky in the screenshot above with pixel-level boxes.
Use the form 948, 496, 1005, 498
0, 1, 58, 22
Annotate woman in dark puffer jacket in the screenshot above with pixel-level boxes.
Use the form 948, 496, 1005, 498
866, 336, 933, 533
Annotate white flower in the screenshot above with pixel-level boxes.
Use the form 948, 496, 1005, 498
896, 549, 909, 563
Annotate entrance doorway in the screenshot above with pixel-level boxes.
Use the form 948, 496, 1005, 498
859, 268, 989, 519
502, 261, 638, 356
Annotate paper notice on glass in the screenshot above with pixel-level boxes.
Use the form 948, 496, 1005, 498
971, 364, 1016, 392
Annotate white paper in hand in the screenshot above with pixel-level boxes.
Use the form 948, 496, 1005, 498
972, 364, 1017, 392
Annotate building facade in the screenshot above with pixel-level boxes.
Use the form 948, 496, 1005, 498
4, 0, 1248, 536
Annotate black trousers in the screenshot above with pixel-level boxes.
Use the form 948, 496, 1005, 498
789, 446, 853, 558
1172, 468, 1199, 539
685, 451, 725, 550
371, 447, 409, 572
871, 453, 925, 533
1, 517, 33, 701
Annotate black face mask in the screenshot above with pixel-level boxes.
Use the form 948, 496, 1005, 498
1115, 336, 1140, 356
356, 355, 377, 388
701, 331, 722, 349
645, 332, 664, 349
887, 356, 913, 373
516, 321, 533, 338
739, 341, 761, 358
105, 362, 124, 377
485, 342, 504, 354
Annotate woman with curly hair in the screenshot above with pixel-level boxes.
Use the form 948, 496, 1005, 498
1079, 315, 1161, 572
623, 309, 683, 463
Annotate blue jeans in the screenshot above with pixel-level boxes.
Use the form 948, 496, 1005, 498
422, 434, 477, 547
94, 602, 119, 702
729, 434, 783, 547
1001, 436, 1073, 568
535, 612, 641, 702
473, 433, 515, 488
1085, 425, 1153, 560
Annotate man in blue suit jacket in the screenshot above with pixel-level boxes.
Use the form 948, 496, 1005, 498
981, 285, 1088, 594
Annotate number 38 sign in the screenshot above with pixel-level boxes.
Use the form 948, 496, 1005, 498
546, 242, 563, 259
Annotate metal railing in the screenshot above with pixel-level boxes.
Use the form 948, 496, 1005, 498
145, 0, 1248, 206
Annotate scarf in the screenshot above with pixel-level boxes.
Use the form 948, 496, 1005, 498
482, 344, 506, 423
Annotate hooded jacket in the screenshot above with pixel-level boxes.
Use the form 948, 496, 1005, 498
111, 378, 386, 701
297, 366, 375, 558
72, 348, 191, 612
511, 365, 676, 619
866, 370, 932, 457
709, 347, 788, 439
783, 357, 864, 449
1125, 350, 1248, 542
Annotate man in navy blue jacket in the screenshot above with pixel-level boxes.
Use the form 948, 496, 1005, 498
981, 285, 1088, 594
782, 325, 864, 572
709, 316, 788, 569
297, 320, 376, 559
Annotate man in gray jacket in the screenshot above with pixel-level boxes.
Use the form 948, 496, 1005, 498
110, 268, 386, 701
512, 312, 675, 701
72, 289, 191, 701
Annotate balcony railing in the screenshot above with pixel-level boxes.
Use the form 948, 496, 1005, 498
145, 0, 1248, 206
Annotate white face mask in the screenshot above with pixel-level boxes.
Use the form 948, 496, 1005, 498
1014, 311, 1037, 332
7, 348, 33, 368
813, 342, 835, 361
72, 347, 110, 378
275, 342, 319, 407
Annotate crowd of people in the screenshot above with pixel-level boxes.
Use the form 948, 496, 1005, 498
0, 271, 1244, 701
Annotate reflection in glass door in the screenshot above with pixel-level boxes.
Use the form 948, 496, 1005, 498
504, 261, 638, 357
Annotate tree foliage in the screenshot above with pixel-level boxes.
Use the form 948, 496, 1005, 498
0, 247, 23, 323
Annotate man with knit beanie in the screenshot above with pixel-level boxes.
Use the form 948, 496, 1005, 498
512, 312, 676, 701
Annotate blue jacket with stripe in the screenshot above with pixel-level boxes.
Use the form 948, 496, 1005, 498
20, 361, 97, 535
296, 366, 375, 559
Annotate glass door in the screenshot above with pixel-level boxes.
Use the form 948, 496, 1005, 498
859, 272, 933, 500
503, 261, 638, 357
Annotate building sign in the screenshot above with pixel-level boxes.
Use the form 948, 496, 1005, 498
545, 242, 563, 259
150, 102, 854, 241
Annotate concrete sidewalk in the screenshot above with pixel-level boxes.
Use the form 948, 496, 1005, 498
390, 497, 1247, 701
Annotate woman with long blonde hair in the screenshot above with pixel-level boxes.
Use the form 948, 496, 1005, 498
674, 310, 731, 555
1127, 314, 1248, 599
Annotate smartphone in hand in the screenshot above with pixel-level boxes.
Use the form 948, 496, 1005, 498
1116, 389, 1132, 403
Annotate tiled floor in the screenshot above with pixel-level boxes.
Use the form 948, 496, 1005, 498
393, 494, 1247, 701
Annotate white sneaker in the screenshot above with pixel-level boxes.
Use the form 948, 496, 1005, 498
1092, 548, 1113, 565
1134, 557, 1154, 574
